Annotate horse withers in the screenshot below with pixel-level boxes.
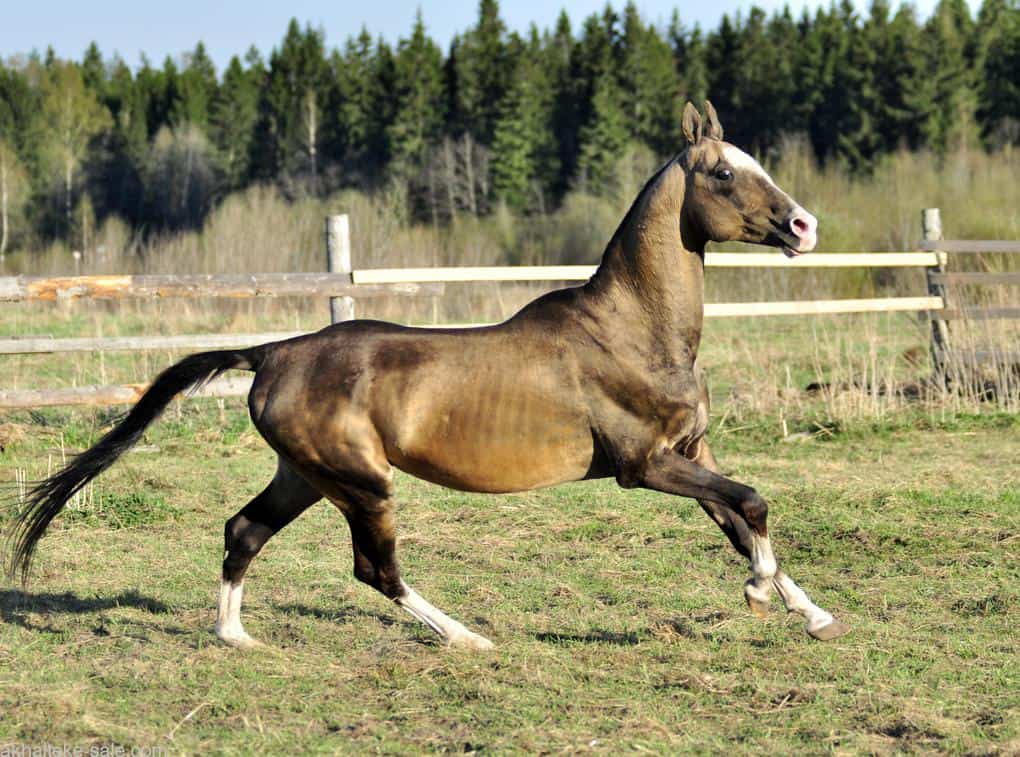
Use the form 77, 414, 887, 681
7, 101, 847, 650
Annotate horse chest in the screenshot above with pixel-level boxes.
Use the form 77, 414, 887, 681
595, 358, 707, 448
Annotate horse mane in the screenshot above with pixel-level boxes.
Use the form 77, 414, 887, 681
600, 150, 687, 259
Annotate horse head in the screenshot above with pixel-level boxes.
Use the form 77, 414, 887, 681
679, 101, 817, 257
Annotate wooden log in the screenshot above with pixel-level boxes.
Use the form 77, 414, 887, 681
0, 273, 443, 302
326, 214, 355, 323
928, 272, 1020, 286
0, 331, 308, 355
0, 376, 253, 409
918, 240, 1020, 253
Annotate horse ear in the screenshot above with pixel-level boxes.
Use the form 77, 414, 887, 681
704, 100, 724, 140
681, 102, 702, 145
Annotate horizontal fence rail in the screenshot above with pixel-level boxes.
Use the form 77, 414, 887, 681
0, 297, 949, 357
2, 211, 1015, 408
919, 240, 1020, 253
938, 307, 1020, 321
928, 272, 1020, 286
0, 331, 307, 355
0, 272, 443, 302
352, 252, 940, 284
0, 376, 254, 410
704, 296, 944, 317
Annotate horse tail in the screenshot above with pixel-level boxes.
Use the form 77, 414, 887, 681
6, 347, 264, 584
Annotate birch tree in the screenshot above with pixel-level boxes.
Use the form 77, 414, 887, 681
40, 61, 110, 237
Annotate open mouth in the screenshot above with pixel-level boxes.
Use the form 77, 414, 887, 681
764, 229, 803, 257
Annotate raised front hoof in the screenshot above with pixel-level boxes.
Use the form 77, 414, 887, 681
807, 618, 850, 641
215, 627, 264, 650
447, 631, 495, 651
744, 580, 770, 619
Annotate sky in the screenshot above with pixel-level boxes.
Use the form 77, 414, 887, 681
1, 0, 959, 72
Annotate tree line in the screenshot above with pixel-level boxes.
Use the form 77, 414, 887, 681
0, 0, 1017, 255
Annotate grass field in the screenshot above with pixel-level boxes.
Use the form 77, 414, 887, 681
0, 402, 1017, 753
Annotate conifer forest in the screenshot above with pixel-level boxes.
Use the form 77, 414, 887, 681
0, 0, 1017, 256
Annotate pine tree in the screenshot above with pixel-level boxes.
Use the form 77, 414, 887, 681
803, 5, 853, 162
576, 70, 629, 191
619, 3, 681, 155
158, 56, 183, 132
388, 12, 445, 172
451, 0, 510, 144
211, 51, 260, 188
704, 14, 742, 137
670, 16, 709, 109
251, 19, 330, 186
872, 2, 924, 151
134, 56, 165, 140
906, 0, 979, 155
548, 11, 578, 196
175, 42, 218, 130
571, 12, 617, 155
92, 58, 147, 224
727, 8, 800, 152
490, 28, 558, 211
976, 0, 1020, 145
81, 43, 106, 97
837, 3, 885, 169
331, 29, 392, 182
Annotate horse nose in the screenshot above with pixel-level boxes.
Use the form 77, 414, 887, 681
786, 208, 818, 252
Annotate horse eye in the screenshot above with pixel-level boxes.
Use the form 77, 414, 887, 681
715, 168, 734, 182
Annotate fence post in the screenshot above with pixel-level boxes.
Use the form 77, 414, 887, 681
923, 207, 950, 383
326, 214, 355, 323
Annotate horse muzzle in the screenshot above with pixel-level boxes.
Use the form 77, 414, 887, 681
781, 208, 818, 257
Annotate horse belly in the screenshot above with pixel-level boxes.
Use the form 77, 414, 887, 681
384, 382, 594, 493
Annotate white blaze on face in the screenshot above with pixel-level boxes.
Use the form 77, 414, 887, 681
721, 143, 818, 255
721, 144, 777, 187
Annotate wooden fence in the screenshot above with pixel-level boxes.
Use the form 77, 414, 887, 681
1, 208, 1016, 409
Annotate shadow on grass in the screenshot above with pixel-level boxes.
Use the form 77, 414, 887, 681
533, 630, 641, 646
272, 601, 397, 627
0, 588, 169, 632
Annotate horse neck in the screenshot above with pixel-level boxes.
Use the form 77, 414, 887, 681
584, 160, 707, 360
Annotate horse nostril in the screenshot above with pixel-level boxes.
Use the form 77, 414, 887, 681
792, 217, 809, 236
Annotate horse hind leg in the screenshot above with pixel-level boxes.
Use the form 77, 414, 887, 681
216, 458, 321, 648
334, 486, 494, 651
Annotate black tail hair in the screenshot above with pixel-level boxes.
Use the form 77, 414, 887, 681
5, 348, 260, 584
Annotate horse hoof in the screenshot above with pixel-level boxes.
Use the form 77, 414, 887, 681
807, 618, 850, 641
744, 580, 770, 619
216, 628, 264, 650
449, 631, 495, 651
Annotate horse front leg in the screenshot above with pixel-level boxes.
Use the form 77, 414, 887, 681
685, 439, 774, 618
638, 445, 849, 640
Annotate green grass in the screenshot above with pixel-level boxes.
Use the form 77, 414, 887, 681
0, 403, 1017, 753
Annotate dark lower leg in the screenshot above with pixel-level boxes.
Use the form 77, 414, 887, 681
341, 494, 494, 649
217, 461, 321, 646
344, 509, 403, 600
